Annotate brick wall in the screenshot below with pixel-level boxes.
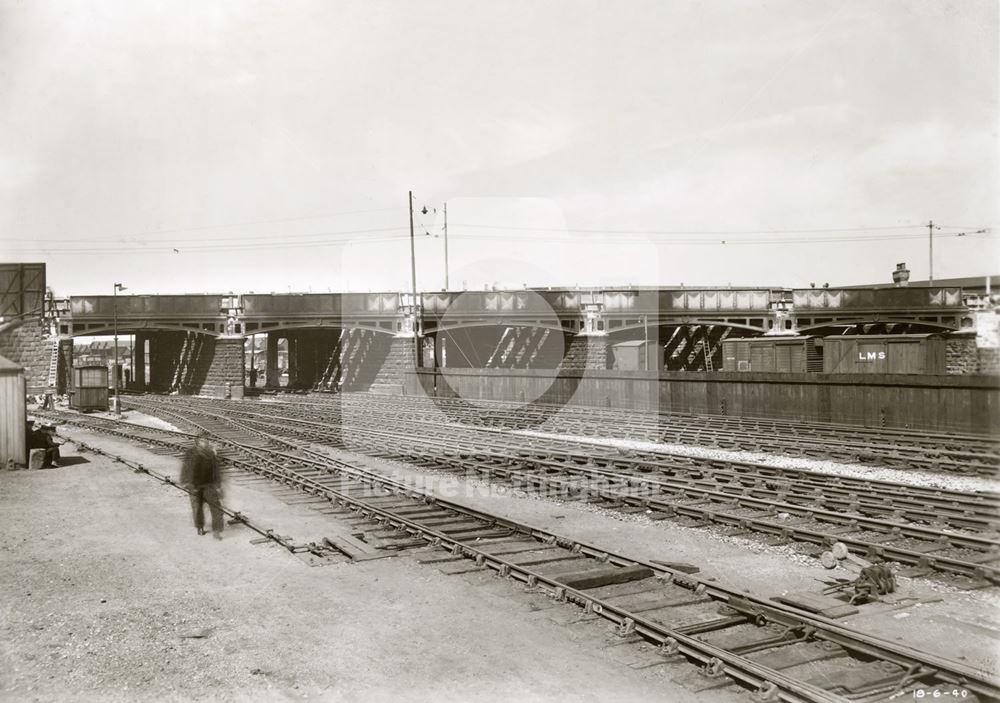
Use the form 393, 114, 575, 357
178, 335, 245, 397
945, 336, 979, 375
188, 335, 245, 398
559, 336, 609, 370
371, 336, 414, 389
0, 319, 50, 393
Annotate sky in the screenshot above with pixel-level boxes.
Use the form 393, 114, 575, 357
1, 0, 997, 296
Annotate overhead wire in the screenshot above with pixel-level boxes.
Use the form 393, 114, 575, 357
451, 223, 923, 235
9, 220, 991, 253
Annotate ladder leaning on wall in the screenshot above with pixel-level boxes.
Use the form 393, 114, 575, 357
45, 338, 59, 389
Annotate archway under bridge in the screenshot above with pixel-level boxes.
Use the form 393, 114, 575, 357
425, 322, 578, 370
64, 327, 238, 395
247, 325, 400, 391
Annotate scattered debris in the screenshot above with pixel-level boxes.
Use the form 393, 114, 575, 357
819, 542, 897, 604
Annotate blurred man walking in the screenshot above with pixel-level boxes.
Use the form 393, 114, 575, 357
180, 433, 224, 539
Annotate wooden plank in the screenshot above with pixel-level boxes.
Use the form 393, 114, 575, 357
650, 560, 701, 574
554, 564, 654, 591
323, 534, 392, 562
773, 591, 859, 619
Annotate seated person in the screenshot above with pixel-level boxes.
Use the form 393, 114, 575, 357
26, 421, 62, 468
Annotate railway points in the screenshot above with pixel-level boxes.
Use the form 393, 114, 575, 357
111, 395, 1000, 585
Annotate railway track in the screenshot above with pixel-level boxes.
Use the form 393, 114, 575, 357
125, 395, 1000, 585
37, 408, 1000, 703
252, 390, 1000, 476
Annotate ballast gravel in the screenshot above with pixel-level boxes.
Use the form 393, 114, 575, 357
505, 428, 1000, 494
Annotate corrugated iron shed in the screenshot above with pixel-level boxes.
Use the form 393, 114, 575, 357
0, 354, 27, 467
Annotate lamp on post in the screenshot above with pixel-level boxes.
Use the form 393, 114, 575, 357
112, 282, 126, 415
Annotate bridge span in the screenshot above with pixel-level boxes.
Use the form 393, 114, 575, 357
60, 285, 970, 338
45, 284, 982, 397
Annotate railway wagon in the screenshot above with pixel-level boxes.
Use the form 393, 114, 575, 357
822, 334, 946, 375
721, 336, 822, 373
70, 365, 109, 412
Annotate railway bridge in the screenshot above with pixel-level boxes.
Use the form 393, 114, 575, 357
45, 284, 979, 396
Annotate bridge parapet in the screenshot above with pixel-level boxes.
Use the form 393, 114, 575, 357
63, 294, 231, 336
421, 288, 780, 316
422, 290, 580, 315
790, 287, 968, 333
654, 288, 774, 313
241, 292, 402, 317
792, 287, 964, 311
240, 292, 403, 335
69, 294, 228, 317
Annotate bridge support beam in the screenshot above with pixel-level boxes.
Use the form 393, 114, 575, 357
266, 333, 280, 387
286, 335, 299, 387
131, 333, 147, 390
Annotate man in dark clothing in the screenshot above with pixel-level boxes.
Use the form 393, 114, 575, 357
180, 434, 224, 539
26, 421, 62, 468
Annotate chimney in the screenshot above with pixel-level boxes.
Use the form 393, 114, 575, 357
892, 262, 910, 287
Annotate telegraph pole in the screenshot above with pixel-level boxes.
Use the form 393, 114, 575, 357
112, 282, 126, 415
643, 315, 649, 371
928, 219, 934, 286
443, 202, 449, 291
408, 191, 420, 368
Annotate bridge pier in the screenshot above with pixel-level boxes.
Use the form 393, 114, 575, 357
135, 331, 245, 397
286, 335, 299, 388
207, 336, 245, 399
147, 331, 186, 392
131, 333, 147, 390
560, 334, 609, 370
265, 333, 281, 387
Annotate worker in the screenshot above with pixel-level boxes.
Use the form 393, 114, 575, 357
26, 421, 62, 468
180, 433, 225, 539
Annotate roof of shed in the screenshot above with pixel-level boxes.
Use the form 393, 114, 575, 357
0, 354, 23, 372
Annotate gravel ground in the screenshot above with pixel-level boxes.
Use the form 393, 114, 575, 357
503, 428, 1000, 494
30, 405, 181, 434
112, 410, 180, 432
0, 432, 734, 703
